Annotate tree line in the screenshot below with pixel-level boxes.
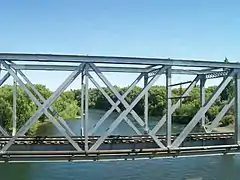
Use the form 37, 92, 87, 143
0, 80, 235, 135
72, 80, 235, 126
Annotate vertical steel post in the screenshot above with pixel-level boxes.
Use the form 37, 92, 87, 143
144, 73, 149, 134
80, 72, 85, 136
0, 62, 10, 136
235, 70, 240, 144
166, 67, 172, 147
200, 75, 206, 127
12, 70, 17, 136
84, 64, 89, 151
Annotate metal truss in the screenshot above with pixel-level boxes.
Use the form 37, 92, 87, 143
171, 70, 235, 147
88, 73, 141, 135
0, 53, 239, 158
88, 72, 144, 136
0, 61, 85, 152
89, 65, 168, 151
205, 70, 229, 79
9, 61, 76, 137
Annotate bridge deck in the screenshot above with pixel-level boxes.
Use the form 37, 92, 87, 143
0, 132, 237, 162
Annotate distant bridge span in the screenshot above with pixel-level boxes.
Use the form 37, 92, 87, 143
0, 53, 239, 162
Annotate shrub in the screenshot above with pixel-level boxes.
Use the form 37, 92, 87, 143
220, 115, 234, 127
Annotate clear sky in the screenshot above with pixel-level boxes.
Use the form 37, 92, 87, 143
0, 0, 240, 90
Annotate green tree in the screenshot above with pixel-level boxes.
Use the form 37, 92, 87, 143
0, 85, 80, 135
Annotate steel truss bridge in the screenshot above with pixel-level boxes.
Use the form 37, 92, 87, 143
0, 53, 239, 162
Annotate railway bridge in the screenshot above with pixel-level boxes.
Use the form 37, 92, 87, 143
0, 53, 239, 162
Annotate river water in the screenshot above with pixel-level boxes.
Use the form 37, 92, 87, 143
1, 109, 240, 180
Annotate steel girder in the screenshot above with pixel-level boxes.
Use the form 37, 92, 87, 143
0, 53, 238, 155
12, 69, 17, 136
235, 71, 240, 144
11, 64, 227, 76
144, 73, 149, 133
200, 75, 206, 127
166, 67, 172, 147
1, 53, 240, 69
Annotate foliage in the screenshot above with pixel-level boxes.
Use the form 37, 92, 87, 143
72, 84, 235, 126
52, 91, 79, 119
220, 115, 234, 127
0, 84, 79, 135
0, 78, 236, 136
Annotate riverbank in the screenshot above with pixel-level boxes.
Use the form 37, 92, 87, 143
36, 110, 234, 134
33, 116, 80, 135
213, 124, 234, 132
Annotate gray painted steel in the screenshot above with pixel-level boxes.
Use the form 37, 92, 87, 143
0, 53, 239, 162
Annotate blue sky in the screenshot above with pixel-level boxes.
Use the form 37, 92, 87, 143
0, 0, 239, 90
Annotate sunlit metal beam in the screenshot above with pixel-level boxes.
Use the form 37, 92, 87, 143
0, 53, 239, 68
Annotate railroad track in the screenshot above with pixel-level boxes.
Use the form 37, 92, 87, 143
0, 144, 240, 162
0, 132, 234, 145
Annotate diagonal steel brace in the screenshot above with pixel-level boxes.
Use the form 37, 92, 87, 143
88, 73, 141, 135
89, 73, 144, 135
146, 75, 200, 148
0, 61, 84, 152
150, 75, 201, 135
0, 72, 10, 86
90, 66, 168, 151
206, 98, 235, 132
0, 70, 10, 136
8, 61, 76, 136
171, 70, 235, 148
89, 63, 145, 127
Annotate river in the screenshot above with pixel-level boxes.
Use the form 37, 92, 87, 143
1, 109, 240, 180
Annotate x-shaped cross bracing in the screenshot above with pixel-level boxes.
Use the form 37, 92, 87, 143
88, 71, 145, 136
8, 61, 76, 137
0, 61, 85, 152
87, 72, 142, 135
89, 64, 168, 151
90, 63, 145, 128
